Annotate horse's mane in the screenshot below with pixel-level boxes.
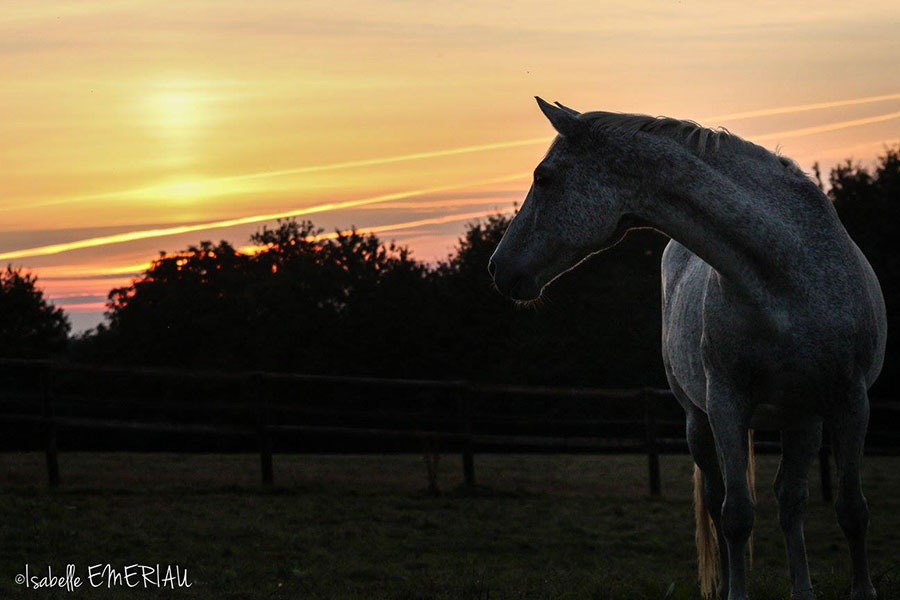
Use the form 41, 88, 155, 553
579, 111, 806, 178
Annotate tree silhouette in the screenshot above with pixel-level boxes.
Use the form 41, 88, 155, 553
78, 221, 431, 373
0, 265, 70, 358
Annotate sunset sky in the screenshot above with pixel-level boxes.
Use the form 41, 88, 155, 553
2, 1, 899, 332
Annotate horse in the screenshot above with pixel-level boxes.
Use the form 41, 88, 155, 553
488, 97, 886, 600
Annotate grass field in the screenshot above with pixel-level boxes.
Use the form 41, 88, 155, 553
1, 452, 899, 599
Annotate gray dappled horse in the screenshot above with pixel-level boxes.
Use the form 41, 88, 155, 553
489, 98, 886, 600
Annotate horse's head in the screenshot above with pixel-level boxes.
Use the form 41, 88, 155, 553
489, 97, 643, 301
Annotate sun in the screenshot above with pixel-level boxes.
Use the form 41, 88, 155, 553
152, 90, 199, 132
144, 81, 209, 139
139, 79, 216, 169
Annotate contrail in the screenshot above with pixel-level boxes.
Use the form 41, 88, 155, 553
700, 92, 900, 122
44, 209, 516, 282
0, 174, 529, 260
303, 208, 511, 242
4, 91, 898, 213
356, 196, 517, 211
0, 138, 547, 211
751, 111, 900, 142
237, 208, 512, 254
784, 137, 900, 164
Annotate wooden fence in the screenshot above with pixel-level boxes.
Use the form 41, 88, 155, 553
2, 358, 897, 499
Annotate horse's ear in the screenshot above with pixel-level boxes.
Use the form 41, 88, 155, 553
536, 97, 581, 138
554, 101, 580, 117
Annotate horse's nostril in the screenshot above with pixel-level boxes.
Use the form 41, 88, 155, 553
487, 259, 497, 278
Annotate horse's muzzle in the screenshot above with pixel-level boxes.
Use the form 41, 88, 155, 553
489, 258, 541, 301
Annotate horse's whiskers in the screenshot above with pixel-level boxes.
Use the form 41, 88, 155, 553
513, 295, 544, 311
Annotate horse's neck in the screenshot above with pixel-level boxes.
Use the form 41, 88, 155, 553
639, 155, 835, 303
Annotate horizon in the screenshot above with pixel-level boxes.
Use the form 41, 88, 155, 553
2, 0, 899, 333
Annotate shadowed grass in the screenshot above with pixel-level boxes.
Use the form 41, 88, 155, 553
1, 453, 898, 599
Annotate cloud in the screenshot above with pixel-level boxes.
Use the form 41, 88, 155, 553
56, 301, 107, 313
0, 174, 528, 260
5, 94, 900, 261
5, 90, 898, 213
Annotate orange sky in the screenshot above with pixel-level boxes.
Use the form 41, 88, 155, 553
2, 1, 899, 332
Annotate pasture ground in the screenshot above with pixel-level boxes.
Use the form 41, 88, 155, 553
1, 452, 899, 599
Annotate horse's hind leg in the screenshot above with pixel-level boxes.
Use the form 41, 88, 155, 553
831, 385, 876, 600
687, 406, 728, 600
775, 422, 821, 600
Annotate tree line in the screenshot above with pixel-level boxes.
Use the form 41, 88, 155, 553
4, 148, 899, 395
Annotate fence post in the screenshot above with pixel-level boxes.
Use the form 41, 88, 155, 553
458, 387, 475, 487
42, 364, 59, 488
643, 389, 661, 497
250, 374, 274, 487
819, 434, 833, 503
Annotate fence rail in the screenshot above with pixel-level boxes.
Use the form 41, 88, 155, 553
3, 358, 895, 499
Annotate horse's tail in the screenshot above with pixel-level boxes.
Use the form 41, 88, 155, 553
747, 429, 756, 568
694, 464, 719, 599
694, 430, 756, 599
